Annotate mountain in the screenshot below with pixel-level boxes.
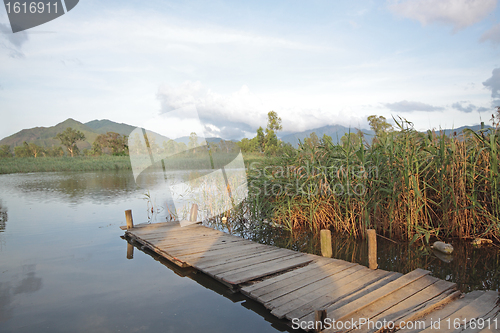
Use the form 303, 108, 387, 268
0, 118, 146, 151
84, 119, 136, 135
0, 118, 100, 150
280, 124, 375, 147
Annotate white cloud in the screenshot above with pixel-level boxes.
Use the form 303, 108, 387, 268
389, 0, 497, 31
480, 23, 500, 45
383, 100, 444, 112
483, 68, 500, 98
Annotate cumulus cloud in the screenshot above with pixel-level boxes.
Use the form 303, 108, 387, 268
157, 81, 267, 139
383, 100, 444, 112
478, 106, 491, 112
452, 101, 477, 113
389, 0, 497, 31
480, 23, 500, 45
483, 68, 500, 98
156, 81, 365, 139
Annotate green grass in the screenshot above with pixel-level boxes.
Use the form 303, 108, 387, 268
0, 156, 132, 174
0, 152, 272, 175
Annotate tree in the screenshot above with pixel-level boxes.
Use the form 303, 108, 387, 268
93, 132, 128, 156
54, 127, 86, 157
27, 142, 45, 158
263, 111, 283, 155
368, 115, 393, 137
0, 145, 12, 158
256, 127, 265, 152
340, 132, 363, 148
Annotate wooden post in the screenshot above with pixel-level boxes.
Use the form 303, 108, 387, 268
125, 209, 134, 229
367, 229, 378, 269
189, 203, 198, 222
320, 229, 332, 258
314, 309, 327, 332
126, 243, 134, 259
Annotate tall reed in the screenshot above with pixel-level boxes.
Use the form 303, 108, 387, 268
246, 120, 500, 241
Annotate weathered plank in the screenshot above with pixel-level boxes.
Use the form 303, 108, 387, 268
204, 252, 305, 276
219, 255, 314, 285
418, 291, 499, 333
240, 259, 345, 296
337, 275, 440, 332
324, 268, 430, 326
250, 261, 355, 301
355, 279, 457, 333
269, 266, 371, 318
401, 291, 485, 333
286, 269, 392, 321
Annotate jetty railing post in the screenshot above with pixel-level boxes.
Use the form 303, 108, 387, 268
189, 203, 198, 222
367, 229, 378, 269
314, 309, 327, 332
320, 229, 332, 258
126, 243, 134, 259
125, 209, 134, 229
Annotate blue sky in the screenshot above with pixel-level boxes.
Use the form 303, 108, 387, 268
1, 0, 499, 140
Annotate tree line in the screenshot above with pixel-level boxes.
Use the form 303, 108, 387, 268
0, 128, 128, 158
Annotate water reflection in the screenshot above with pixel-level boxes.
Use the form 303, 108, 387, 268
11, 171, 139, 204
0, 265, 43, 323
124, 238, 294, 332
0, 199, 7, 232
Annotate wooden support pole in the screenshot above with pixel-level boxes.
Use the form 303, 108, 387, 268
125, 209, 134, 229
320, 229, 332, 258
367, 229, 378, 269
189, 203, 198, 222
126, 243, 134, 259
314, 309, 327, 333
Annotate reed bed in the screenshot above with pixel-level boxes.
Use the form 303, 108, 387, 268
246, 120, 500, 241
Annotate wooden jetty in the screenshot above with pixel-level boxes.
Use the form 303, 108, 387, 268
122, 221, 499, 332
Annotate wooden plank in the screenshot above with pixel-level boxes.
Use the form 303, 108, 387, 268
285, 269, 393, 321
158, 238, 251, 257
401, 291, 485, 333
180, 244, 273, 263
356, 280, 456, 333
324, 268, 430, 325
338, 275, 440, 331
152, 234, 246, 250
179, 243, 273, 263
192, 248, 287, 269
258, 262, 360, 304
475, 312, 500, 333
126, 234, 190, 267
240, 258, 346, 296
417, 291, 499, 333
203, 251, 304, 276
249, 261, 355, 300
269, 266, 371, 318
219, 255, 314, 285
390, 289, 461, 332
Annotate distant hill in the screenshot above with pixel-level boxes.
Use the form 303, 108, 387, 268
279, 123, 492, 148
0, 118, 144, 151
0, 118, 100, 150
84, 119, 136, 135
280, 124, 375, 148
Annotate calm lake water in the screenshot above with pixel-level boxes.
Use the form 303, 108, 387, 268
1, 171, 499, 332
0, 171, 292, 333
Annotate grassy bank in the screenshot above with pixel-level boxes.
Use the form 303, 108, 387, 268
0, 152, 269, 175
245, 122, 500, 242
0, 156, 132, 174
